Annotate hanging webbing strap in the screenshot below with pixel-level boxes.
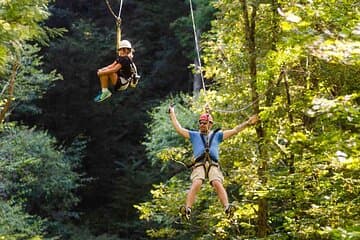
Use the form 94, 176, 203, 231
116, 19, 122, 50
104, 0, 124, 50
116, 0, 123, 50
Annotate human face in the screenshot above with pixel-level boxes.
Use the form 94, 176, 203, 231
118, 48, 130, 56
199, 121, 210, 133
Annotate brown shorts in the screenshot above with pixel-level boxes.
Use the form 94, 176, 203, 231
190, 161, 224, 184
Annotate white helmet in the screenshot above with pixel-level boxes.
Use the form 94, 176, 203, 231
119, 40, 132, 49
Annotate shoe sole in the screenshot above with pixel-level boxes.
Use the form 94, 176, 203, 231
94, 94, 112, 102
226, 206, 236, 218
179, 206, 190, 221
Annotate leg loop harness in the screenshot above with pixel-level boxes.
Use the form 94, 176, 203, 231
193, 152, 219, 178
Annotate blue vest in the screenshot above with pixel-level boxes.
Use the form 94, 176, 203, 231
189, 130, 223, 162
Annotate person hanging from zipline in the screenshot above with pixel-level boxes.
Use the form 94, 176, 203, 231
168, 105, 259, 220
93, 39, 140, 102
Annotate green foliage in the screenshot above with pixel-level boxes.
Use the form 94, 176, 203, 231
49, 223, 122, 240
143, 94, 197, 169
0, 124, 88, 239
0, 0, 64, 71
0, 200, 45, 240
14, 44, 63, 102
0, 0, 64, 122
139, 0, 360, 239
37, 1, 193, 238
171, 0, 215, 59
0, 0, 84, 238
138, 92, 260, 239
0, 44, 63, 116
267, 94, 360, 239
135, 173, 235, 240
203, 0, 359, 238
0, 124, 83, 219
274, 0, 360, 66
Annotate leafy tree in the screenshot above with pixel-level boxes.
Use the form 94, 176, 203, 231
171, 0, 215, 60
0, 44, 62, 120
138, 0, 360, 239
0, 123, 86, 238
0, 200, 45, 240
0, 0, 64, 124
0, 0, 62, 70
36, 0, 192, 238
170, 0, 216, 95
202, 0, 359, 238
143, 94, 197, 168
137, 94, 257, 239
0, 1, 91, 239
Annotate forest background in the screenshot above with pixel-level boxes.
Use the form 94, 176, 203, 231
0, 0, 359, 239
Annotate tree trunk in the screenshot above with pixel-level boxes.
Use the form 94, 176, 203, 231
270, 0, 280, 51
283, 71, 295, 174
0, 62, 19, 124
241, 1, 270, 237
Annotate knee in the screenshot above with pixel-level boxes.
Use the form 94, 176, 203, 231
191, 179, 203, 189
211, 180, 223, 190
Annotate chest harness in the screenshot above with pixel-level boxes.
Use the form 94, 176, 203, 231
191, 128, 221, 177
118, 58, 141, 91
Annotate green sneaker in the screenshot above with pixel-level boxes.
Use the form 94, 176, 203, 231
94, 90, 112, 102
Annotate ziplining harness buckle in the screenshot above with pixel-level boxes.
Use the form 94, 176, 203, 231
193, 153, 219, 179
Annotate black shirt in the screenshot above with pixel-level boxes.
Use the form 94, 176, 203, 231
116, 56, 132, 79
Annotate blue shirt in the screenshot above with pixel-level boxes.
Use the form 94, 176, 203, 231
188, 130, 223, 162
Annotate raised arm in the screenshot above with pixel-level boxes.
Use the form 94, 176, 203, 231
168, 105, 190, 139
223, 114, 259, 140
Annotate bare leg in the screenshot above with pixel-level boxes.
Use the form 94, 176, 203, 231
99, 74, 109, 89
110, 72, 118, 86
185, 179, 203, 208
97, 72, 118, 89
211, 180, 229, 208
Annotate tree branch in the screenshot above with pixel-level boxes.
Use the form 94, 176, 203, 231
0, 61, 20, 124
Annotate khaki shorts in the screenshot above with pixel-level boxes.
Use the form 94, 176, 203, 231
190, 161, 224, 184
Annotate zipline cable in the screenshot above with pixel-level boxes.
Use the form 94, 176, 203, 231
189, 0, 206, 94
209, 70, 286, 114
104, 0, 124, 50
188, 1, 274, 116
104, 0, 123, 20
211, 97, 260, 114
118, 0, 124, 18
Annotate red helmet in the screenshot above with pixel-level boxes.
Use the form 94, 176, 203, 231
199, 113, 213, 123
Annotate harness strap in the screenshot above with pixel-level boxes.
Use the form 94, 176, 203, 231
117, 57, 137, 78
186, 128, 221, 169
200, 128, 221, 155
104, 0, 124, 51
193, 155, 219, 178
